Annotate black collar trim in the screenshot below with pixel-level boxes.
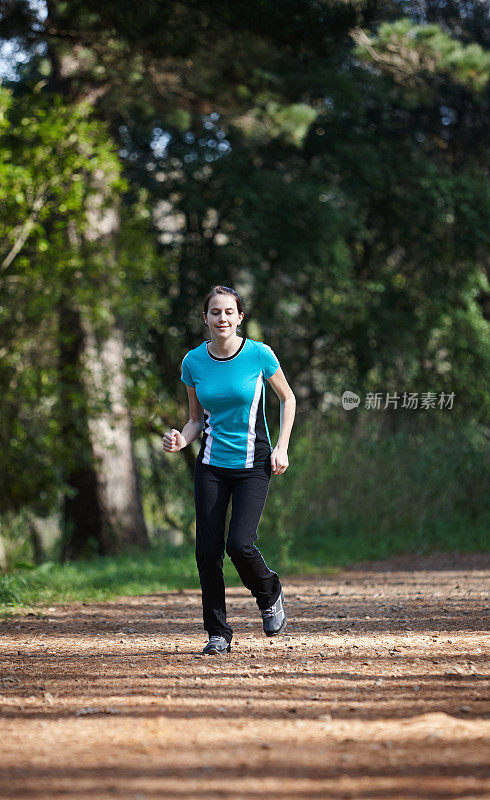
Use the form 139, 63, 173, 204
206, 338, 246, 361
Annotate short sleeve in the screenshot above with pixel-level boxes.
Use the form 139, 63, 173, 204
261, 343, 280, 379
181, 355, 195, 387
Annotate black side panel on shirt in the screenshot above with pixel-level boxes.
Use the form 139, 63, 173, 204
198, 410, 210, 462
253, 385, 272, 467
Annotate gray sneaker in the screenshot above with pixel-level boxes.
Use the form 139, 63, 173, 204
202, 635, 231, 655
261, 590, 287, 636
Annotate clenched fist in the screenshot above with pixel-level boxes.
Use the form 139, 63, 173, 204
162, 428, 187, 453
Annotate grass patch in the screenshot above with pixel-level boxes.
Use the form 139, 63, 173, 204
1, 528, 486, 616
261, 517, 488, 573
0, 543, 199, 614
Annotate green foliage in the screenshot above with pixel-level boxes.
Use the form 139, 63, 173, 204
356, 20, 490, 93
258, 413, 490, 570
0, 86, 124, 515
240, 101, 318, 147
0, 90, 123, 262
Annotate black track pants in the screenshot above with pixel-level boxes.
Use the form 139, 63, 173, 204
194, 457, 282, 644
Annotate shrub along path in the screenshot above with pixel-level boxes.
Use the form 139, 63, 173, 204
0, 551, 489, 799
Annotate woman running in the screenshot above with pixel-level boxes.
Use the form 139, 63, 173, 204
163, 285, 296, 654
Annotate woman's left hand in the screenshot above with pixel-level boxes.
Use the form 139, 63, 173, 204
271, 445, 289, 476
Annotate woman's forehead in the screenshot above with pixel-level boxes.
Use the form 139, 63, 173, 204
207, 296, 238, 310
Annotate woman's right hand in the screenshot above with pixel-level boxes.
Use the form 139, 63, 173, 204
162, 428, 187, 453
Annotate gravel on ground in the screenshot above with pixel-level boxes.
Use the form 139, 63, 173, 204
0, 551, 489, 800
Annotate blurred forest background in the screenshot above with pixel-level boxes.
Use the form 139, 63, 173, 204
0, 0, 489, 606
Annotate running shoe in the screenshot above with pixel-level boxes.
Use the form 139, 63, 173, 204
202, 635, 231, 655
261, 590, 287, 636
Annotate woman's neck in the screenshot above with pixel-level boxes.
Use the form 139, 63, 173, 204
207, 334, 243, 358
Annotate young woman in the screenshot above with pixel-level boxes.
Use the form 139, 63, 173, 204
163, 285, 296, 654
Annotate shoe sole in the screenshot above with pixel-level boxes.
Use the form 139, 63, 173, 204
265, 611, 287, 637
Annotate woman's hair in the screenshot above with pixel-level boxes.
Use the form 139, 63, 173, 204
203, 285, 245, 316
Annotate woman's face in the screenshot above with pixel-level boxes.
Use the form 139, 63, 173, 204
204, 294, 244, 339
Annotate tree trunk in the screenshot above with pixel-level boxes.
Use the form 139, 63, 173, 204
79, 160, 149, 553
58, 299, 105, 560
49, 43, 150, 556
0, 532, 7, 572
80, 314, 149, 552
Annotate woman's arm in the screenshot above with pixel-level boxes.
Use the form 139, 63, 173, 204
267, 367, 296, 475
162, 387, 204, 452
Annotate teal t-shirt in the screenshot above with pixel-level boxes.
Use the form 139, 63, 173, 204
181, 338, 280, 468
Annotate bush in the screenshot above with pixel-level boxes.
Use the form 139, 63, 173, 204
259, 413, 490, 569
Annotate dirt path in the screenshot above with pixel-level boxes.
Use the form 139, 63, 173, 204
1, 552, 489, 800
